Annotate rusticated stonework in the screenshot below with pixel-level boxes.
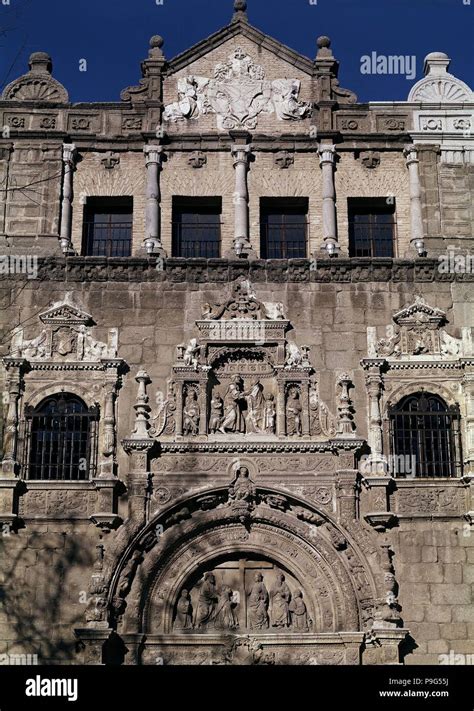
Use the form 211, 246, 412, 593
0, 0, 473, 668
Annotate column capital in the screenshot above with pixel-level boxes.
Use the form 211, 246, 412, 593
62, 143, 77, 166
144, 144, 165, 166
231, 143, 253, 166
318, 143, 337, 165
403, 144, 419, 165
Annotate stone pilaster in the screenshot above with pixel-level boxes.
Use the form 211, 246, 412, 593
360, 359, 388, 475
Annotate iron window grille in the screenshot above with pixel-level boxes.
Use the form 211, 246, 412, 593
82, 197, 133, 257
260, 198, 308, 259
20, 394, 99, 481
389, 392, 462, 478
348, 198, 396, 258
172, 197, 222, 258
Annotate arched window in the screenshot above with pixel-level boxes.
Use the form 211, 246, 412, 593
389, 392, 461, 478
25, 394, 98, 480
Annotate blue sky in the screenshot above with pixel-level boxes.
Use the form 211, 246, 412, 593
0, 0, 472, 103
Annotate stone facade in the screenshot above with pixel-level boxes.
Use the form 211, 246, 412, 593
0, 1, 473, 666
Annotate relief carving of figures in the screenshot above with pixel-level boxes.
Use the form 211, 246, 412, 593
183, 386, 200, 436
209, 394, 224, 433
289, 589, 309, 632
270, 572, 291, 627
195, 572, 219, 629
309, 380, 336, 438
245, 379, 265, 433
214, 585, 239, 631
286, 387, 302, 436
229, 467, 257, 507
150, 381, 177, 437
174, 589, 193, 630
219, 375, 246, 433
271, 79, 311, 120
181, 337, 200, 370
247, 573, 269, 630
21, 329, 49, 359
163, 48, 312, 130
263, 394, 276, 434
163, 76, 210, 122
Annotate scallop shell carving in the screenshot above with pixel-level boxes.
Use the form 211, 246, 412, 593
2, 77, 68, 102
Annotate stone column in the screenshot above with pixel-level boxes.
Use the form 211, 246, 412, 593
60, 143, 77, 254
360, 360, 388, 476
404, 145, 426, 256
0, 359, 24, 529
121, 371, 154, 522
230, 142, 254, 258
301, 381, 310, 436
318, 143, 338, 256
143, 145, 165, 256
276, 381, 286, 436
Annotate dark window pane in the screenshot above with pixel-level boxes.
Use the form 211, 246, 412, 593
260, 198, 308, 259
348, 198, 395, 258
172, 197, 221, 257
83, 199, 133, 257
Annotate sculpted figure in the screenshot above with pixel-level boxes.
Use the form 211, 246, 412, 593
270, 572, 291, 628
229, 466, 255, 504
214, 585, 239, 630
247, 573, 269, 630
183, 390, 200, 435
263, 393, 276, 434
285, 342, 303, 368
289, 589, 309, 632
286, 389, 302, 436
183, 338, 200, 369
209, 394, 224, 433
219, 375, 245, 433
174, 589, 193, 630
195, 572, 218, 629
245, 379, 265, 433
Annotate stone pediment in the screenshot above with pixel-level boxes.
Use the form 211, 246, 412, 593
367, 296, 473, 359
10, 295, 118, 363
39, 294, 93, 327
1, 52, 69, 103
392, 296, 446, 328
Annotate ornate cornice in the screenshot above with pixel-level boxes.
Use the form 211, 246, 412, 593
158, 440, 364, 455
0, 257, 473, 283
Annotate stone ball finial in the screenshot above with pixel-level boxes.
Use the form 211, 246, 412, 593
317, 36, 331, 49
150, 35, 164, 49
423, 51, 450, 77
28, 51, 52, 74
234, 0, 247, 11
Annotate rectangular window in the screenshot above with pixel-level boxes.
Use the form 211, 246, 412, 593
348, 198, 395, 258
260, 198, 308, 259
172, 197, 221, 258
82, 197, 133, 257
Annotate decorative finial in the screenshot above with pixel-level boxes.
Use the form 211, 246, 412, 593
316, 36, 333, 58
28, 52, 52, 74
149, 35, 164, 58
317, 36, 331, 49
232, 0, 248, 22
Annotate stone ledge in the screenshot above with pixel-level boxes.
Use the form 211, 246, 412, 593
0, 257, 473, 283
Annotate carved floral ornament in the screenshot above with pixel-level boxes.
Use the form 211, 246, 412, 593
367, 296, 473, 360
163, 47, 312, 130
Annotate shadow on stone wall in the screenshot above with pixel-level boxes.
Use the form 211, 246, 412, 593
0, 530, 93, 663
